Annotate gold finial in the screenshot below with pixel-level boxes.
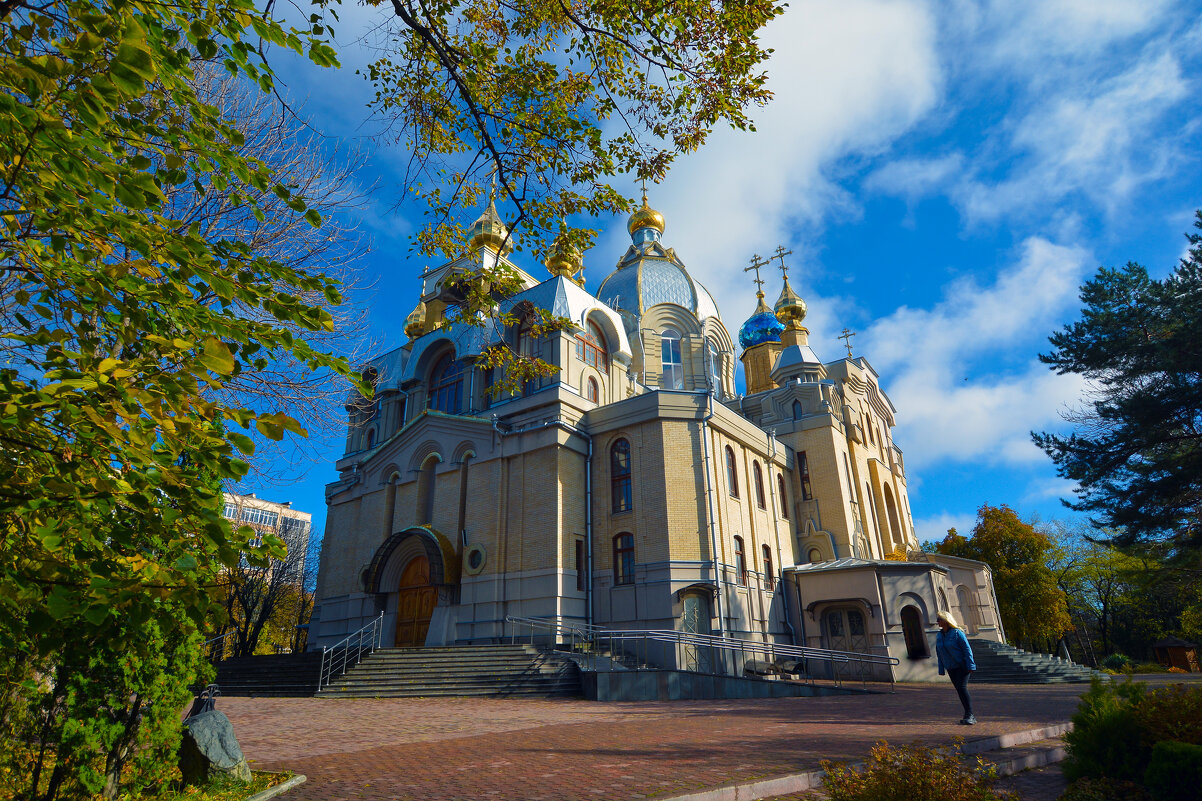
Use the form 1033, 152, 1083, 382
466, 194, 512, 254
405, 300, 427, 339
770, 245, 806, 329
627, 187, 665, 237
544, 222, 583, 279
839, 328, 856, 358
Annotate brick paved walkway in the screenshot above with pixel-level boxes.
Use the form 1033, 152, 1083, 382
222, 682, 1089, 801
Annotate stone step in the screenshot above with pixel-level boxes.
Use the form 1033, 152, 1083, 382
315, 645, 584, 699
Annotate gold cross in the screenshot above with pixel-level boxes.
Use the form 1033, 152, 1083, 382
772, 245, 794, 279
744, 254, 769, 294
838, 328, 856, 358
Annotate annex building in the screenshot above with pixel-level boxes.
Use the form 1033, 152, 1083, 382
310, 196, 1004, 681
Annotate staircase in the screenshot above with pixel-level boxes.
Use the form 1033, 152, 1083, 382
211, 652, 323, 697
971, 638, 1105, 684
316, 644, 583, 698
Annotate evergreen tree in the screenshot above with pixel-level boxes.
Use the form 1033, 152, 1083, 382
1034, 211, 1202, 555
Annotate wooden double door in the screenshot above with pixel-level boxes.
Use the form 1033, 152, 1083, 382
395, 555, 438, 647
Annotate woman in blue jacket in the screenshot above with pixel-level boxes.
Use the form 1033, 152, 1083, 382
935, 610, 977, 725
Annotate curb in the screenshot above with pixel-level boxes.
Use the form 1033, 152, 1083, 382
245, 774, 306, 801
657, 723, 1073, 801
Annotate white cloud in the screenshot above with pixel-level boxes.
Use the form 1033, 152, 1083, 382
860, 237, 1092, 468
598, 0, 941, 330
912, 511, 975, 542
863, 153, 964, 202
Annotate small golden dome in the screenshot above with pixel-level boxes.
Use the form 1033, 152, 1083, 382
774, 277, 808, 329
466, 198, 512, 254
404, 300, 426, 339
544, 227, 584, 279
627, 193, 666, 237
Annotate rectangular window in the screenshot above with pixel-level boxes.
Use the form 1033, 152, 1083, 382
799, 452, 814, 500
575, 539, 586, 592
613, 534, 635, 585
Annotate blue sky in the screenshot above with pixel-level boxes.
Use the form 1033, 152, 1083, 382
258, 0, 1202, 553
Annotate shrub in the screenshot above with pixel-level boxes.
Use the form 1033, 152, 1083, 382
1143, 740, 1202, 801
1063, 677, 1148, 783
1168, 666, 1187, 673
1132, 683, 1202, 746
821, 740, 1016, 801
1057, 777, 1150, 801
1131, 662, 1165, 674
1100, 654, 1132, 671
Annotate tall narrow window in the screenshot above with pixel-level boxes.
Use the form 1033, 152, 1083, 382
777, 473, 789, 519
753, 461, 766, 509
799, 451, 814, 500
901, 605, 928, 659
762, 544, 774, 590
725, 445, 739, 498
792, 399, 803, 420
575, 539, 587, 592
733, 536, 747, 585
587, 377, 599, 403
429, 352, 464, 414
613, 533, 634, 585
575, 320, 609, 371
611, 439, 632, 513
417, 457, 438, 524
707, 341, 722, 397
660, 328, 682, 389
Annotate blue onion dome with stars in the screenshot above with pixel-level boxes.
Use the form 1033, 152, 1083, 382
739, 292, 785, 349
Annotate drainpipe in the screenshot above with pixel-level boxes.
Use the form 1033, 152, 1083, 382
699, 392, 727, 639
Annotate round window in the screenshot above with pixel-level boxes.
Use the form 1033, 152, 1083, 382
463, 543, 487, 575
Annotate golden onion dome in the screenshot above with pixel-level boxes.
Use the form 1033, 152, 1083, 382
774, 276, 808, 329
544, 228, 583, 279
627, 193, 666, 237
466, 198, 512, 254
404, 300, 426, 339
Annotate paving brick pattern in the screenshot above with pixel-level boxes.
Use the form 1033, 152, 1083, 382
221, 682, 1091, 801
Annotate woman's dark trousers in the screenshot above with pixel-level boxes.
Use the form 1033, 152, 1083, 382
948, 667, 973, 718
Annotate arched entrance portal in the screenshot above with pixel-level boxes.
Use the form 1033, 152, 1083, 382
396, 555, 437, 647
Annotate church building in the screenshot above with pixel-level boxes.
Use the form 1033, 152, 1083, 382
310, 196, 1004, 682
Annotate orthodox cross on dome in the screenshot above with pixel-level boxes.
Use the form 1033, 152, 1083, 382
838, 327, 856, 358
744, 254, 769, 295
772, 245, 794, 279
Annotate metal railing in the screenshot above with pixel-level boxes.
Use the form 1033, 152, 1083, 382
318, 612, 384, 691
202, 631, 234, 663
505, 615, 898, 691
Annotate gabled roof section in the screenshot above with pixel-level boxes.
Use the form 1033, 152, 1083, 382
507, 275, 632, 359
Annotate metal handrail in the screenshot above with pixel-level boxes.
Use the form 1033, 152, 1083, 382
318, 612, 384, 691
505, 615, 898, 691
202, 631, 234, 662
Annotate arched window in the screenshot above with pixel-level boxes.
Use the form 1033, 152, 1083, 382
733, 536, 747, 585
777, 473, 789, 519
611, 439, 632, 513
762, 544, 774, 590
587, 377, 599, 403
575, 320, 609, 371
417, 456, 439, 524
725, 445, 739, 498
792, 399, 803, 420
753, 461, 766, 509
660, 328, 682, 389
366, 429, 376, 449
613, 533, 634, 585
808, 548, 822, 564
429, 352, 464, 414
799, 451, 814, 500
707, 341, 722, 397
901, 605, 928, 659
